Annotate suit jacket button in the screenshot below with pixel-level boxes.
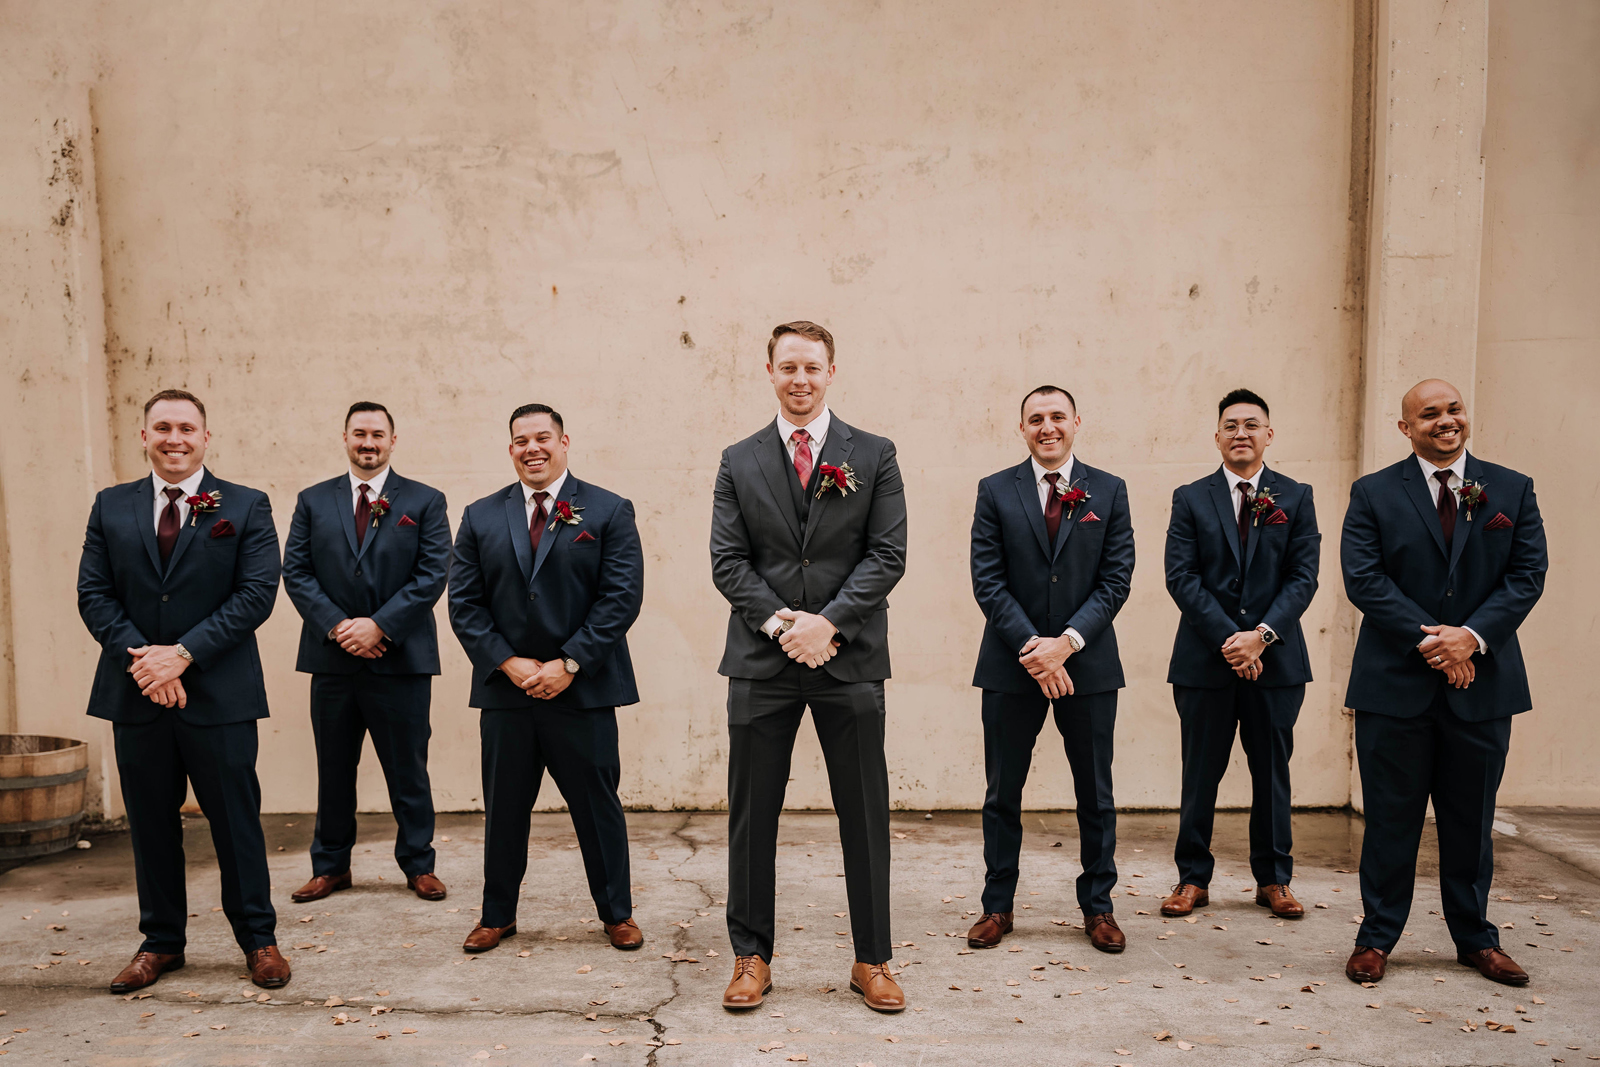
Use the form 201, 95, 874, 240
354, 569, 362, 577
1051, 575, 1058, 583
802, 559, 810, 567
161, 594, 169, 602
1239, 609, 1247, 615
1446, 589, 1453, 596
792, 598, 802, 608
528, 592, 537, 601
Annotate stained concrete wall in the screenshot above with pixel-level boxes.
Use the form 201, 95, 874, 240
0, 1, 1584, 817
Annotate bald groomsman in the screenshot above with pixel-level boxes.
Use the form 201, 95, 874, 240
1341, 379, 1546, 986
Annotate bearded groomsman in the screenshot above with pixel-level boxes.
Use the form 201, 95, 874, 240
966, 386, 1135, 955
281, 402, 452, 904
1160, 389, 1320, 922
448, 404, 646, 954
77, 389, 289, 993
711, 321, 908, 1013
1342, 379, 1546, 987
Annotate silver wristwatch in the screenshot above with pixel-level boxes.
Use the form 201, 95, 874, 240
1064, 630, 1085, 654
174, 643, 194, 663
562, 657, 580, 675
1256, 624, 1279, 646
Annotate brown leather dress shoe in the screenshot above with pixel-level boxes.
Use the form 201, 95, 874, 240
109, 951, 184, 994
1256, 884, 1305, 918
605, 918, 644, 950
1458, 946, 1529, 986
722, 955, 772, 1009
966, 912, 1013, 948
463, 922, 516, 953
407, 873, 447, 901
1160, 884, 1209, 917
1345, 945, 1389, 983
1085, 912, 1125, 953
246, 945, 291, 989
291, 870, 351, 903
850, 961, 907, 1012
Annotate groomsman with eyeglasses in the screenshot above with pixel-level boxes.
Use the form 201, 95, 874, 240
1160, 389, 1320, 923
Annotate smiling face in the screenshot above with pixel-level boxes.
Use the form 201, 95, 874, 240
141, 399, 210, 482
1020, 391, 1079, 469
1215, 402, 1274, 475
1399, 379, 1470, 466
344, 411, 395, 475
509, 412, 569, 490
768, 333, 835, 425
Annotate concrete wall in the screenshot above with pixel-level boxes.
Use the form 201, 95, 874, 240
1476, 0, 1600, 805
0, 0, 1585, 816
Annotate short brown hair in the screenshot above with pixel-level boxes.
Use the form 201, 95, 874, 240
143, 388, 206, 424
767, 321, 835, 365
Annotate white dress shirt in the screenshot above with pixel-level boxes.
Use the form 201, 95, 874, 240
1026, 454, 1087, 652
761, 408, 833, 638
523, 469, 569, 527
1222, 461, 1266, 522
1415, 450, 1487, 654
151, 467, 207, 530
349, 465, 391, 513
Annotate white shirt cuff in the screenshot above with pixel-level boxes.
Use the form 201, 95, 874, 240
1063, 627, 1086, 650
1464, 626, 1488, 655
761, 614, 784, 638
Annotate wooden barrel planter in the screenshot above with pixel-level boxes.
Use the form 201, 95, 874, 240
0, 735, 89, 861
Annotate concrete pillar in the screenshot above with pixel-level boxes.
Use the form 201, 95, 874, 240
0, 84, 121, 817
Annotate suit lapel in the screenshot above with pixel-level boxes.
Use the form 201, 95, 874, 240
1012, 461, 1052, 560
355, 472, 400, 563
801, 422, 854, 554
162, 470, 216, 578
1208, 469, 1243, 569
504, 485, 533, 583
1243, 467, 1273, 574
754, 425, 804, 549
334, 476, 361, 558
1446, 454, 1480, 574
132, 478, 162, 575
1402, 460, 1450, 558
531, 475, 578, 581
1050, 458, 1085, 561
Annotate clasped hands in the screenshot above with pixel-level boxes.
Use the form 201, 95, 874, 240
1020, 635, 1075, 699
775, 609, 841, 668
1222, 629, 1267, 681
500, 656, 575, 700
1418, 623, 1477, 689
334, 617, 387, 659
126, 645, 189, 708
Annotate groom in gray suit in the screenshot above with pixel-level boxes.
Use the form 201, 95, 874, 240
710, 321, 909, 1014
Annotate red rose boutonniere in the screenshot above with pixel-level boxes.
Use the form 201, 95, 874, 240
367, 493, 392, 527
1055, 478, 1092, 522
1457, 479, 1488, 522
815, 462, 862, 499
1248, 485, 1279, 526
546, 500, 585, 531
184, 490, 222, 526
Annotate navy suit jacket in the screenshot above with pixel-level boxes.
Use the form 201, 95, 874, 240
970, 458, 1135, 696
1341, 453, 1546, 720
1165, 466, 1320, 688
282, 471, 451, 676
77, 470, 281, 725
447, 475, 643, 710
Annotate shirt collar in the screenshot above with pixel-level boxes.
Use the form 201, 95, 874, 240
522, 469, 568, 505
350, 466, 391, 499
1416, 450, 1469, 484
1030, 454, 1075, 486
153, 466, 207, 498
776, 405, 831, 445
1222, 462, 1266, 495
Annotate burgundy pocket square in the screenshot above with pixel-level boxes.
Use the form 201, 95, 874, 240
1484, 512, 1513, 530
1078, 511, 1101, 523
1265, 508, 1288, 525
573, 530, 597, 543
209, 520, 236, 538
397, 514, 418, 527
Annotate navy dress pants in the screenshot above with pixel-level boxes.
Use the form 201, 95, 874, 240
1172, 680, 1302, 888
979, 688, 1119, 917
113, 710, 277, 955
725, 661, 893, 965
308, 671, 437, 878
479, 706, 633, 929
1354, 691, 1512, 953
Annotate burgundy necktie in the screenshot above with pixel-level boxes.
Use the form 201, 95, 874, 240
528, 491, 549, 556
355, 483, 372, 548
1237, 481, 1253, 556
1043, 472, 1063, 543
1435, 469, 1457, 545
792, 429, 813, 488
157, 487, 183, 567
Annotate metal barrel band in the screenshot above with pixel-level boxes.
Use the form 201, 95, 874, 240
0, 812, 85, 833
0, 766, 89, 790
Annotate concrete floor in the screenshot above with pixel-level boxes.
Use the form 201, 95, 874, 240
1, 809, 1597, 1066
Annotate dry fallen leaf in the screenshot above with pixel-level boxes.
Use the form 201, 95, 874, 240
401, 1028, 418, 1034
786, 1056, 809, 1063
1176, 1040, 1194, 1050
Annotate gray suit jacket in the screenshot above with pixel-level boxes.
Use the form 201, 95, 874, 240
711, 415, 907, 683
